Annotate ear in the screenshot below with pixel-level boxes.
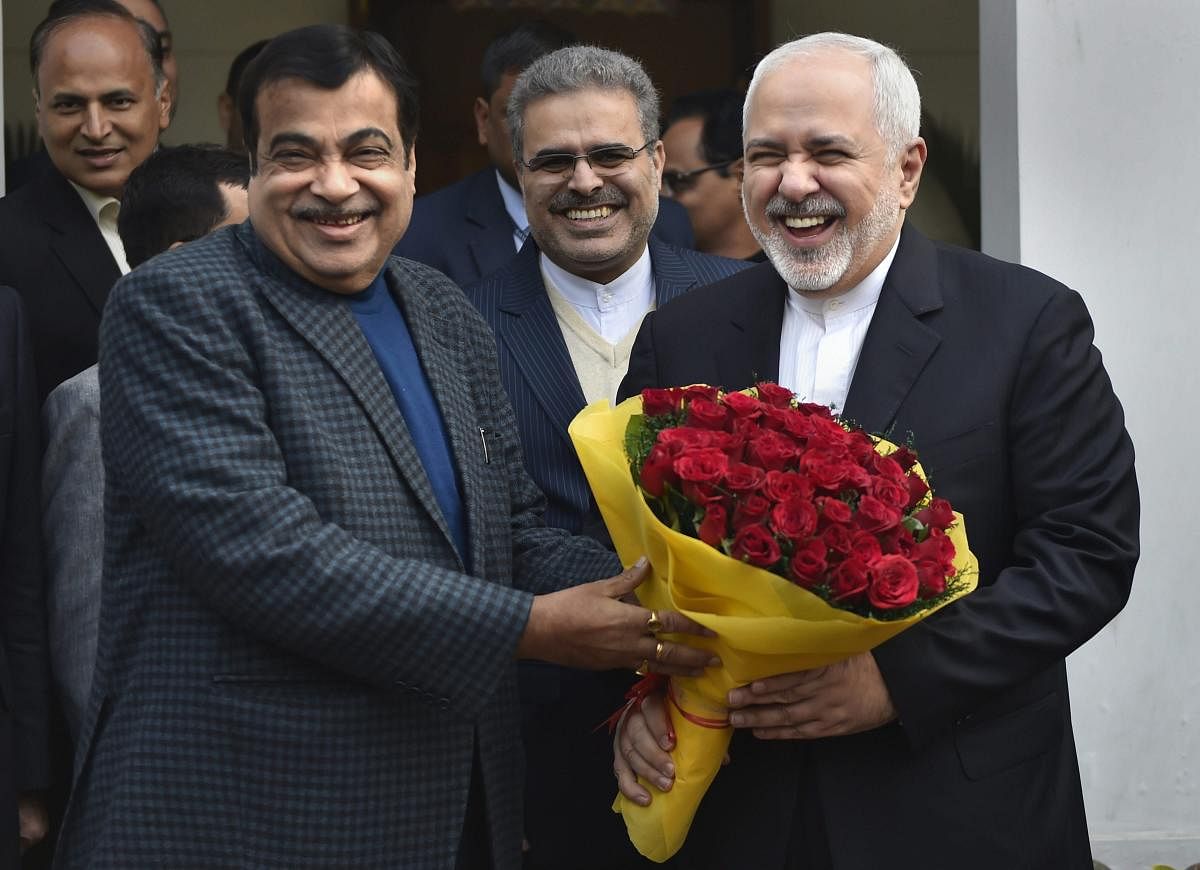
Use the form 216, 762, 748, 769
157, 82, 173, 133
897, 137, 927, 209
473, 96, 490, 147
650, 139, 666, 185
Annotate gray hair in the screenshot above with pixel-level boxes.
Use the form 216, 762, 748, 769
745, 32, 920, 163
507, 45, 660, 162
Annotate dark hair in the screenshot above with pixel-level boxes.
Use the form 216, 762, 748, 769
480, 20, 576, 99
224, 39, 269, 100
238, 24, 419, 171
31, 0, 165, 94
117, 144, 250, 268
667, 89, 745, 172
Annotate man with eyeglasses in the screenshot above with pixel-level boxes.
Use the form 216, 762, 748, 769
394, 22, 694, 289
463, 45, 746, 870
662, 90, 765, 261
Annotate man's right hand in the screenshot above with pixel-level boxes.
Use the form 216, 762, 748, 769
516, 558, 718, 675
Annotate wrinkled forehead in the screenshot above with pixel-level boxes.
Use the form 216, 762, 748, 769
255, 73, 401, 146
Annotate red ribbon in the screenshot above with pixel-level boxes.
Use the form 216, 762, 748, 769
601, 674, 729, 733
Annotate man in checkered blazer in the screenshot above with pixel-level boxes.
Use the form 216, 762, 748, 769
54, 25, 714, 870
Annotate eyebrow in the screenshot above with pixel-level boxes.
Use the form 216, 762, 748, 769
267, 127, 395, 153
48, 88, 137, 103
745, 134, 858, 152
532, 141, 627, 157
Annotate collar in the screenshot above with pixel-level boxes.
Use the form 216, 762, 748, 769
539, 245, 653, 311
495, 169, 528, 234
67, 179, 120, 224
786, 233, 900, 317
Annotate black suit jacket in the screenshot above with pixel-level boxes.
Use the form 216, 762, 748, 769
0, 164, 121, 403
0, 287, 51, 869
394, 167, 695, 287
619, 225, 1139, 869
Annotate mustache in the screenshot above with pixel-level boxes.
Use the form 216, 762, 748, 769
291, 205, 379, 221
763, 194, 846, 219
549, 187, 628, 213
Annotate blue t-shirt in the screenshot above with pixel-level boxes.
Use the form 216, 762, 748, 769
346, 272, 470, 568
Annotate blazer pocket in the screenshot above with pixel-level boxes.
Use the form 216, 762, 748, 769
917, 420, 1000, 476
954, 690, 1063, 781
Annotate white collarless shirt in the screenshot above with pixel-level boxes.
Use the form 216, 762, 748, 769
540, 247, 654, 345
69, 180, 130, 275
777, 235, 900, 413
495, 170, 530, 250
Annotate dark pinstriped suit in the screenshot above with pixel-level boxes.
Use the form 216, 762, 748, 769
463, 239, 747, 869
55, 224, 619, 869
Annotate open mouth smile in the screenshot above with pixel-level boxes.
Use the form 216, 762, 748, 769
564, 205, 615, 221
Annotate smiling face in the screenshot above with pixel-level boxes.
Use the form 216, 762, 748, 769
517, 87, 663, 284
248, 71, 415, 294
34, 15, 170, 199
742, 51, 924, 296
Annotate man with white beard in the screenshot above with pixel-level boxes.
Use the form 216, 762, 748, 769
613, 31, 1138, 870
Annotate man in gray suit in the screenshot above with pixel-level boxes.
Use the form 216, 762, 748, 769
42, 145, 251, 741
55, 26, 713, 869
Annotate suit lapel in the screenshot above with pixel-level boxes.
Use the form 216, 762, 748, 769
40, 169, 120, 315
496, 244, 588, 449
249, 237, 461, 562
465, 170, 520, 281
841, 226, 943, 435
716, 262, 788, 388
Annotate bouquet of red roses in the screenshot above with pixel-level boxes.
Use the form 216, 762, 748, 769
569, 383, 978, 862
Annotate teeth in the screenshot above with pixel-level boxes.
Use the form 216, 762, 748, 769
565, 206, 613, 220
316, 215, 365, 226
784, 215, 828, 229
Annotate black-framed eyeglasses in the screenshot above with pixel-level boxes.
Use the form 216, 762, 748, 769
661, 160, 735, 195
520, 141, 654, 175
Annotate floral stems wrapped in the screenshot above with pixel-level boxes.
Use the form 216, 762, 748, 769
569, 385, 978, 862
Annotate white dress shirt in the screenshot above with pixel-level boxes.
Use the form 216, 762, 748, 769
540, 246, 654, 345
496, 170, 530, 250
777, 235, 900, 413
68, 180, 130, 275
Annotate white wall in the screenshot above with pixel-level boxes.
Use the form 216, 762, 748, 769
983, 2, 1200, 867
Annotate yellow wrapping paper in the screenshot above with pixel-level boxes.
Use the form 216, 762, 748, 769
569, 395, 979, 863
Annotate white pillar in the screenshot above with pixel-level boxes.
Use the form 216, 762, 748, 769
982, 2, 1200, 866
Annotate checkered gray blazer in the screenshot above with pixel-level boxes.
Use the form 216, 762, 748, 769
54, 223, 619, 869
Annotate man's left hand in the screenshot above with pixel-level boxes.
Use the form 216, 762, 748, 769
726, 652, 897, 739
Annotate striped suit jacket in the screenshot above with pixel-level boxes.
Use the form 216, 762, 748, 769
55, 223, 619, 869
464, 238, 748, 538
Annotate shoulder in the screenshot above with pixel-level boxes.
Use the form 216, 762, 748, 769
654, 241, 750, 283
657, 258, 781, 320
387, 254, 489, 329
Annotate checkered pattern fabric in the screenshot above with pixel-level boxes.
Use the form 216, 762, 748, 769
54, 223, 618, 869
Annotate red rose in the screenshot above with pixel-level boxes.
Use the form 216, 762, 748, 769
788, 537, 828, 587
770, 496, 818, 540
830, 557, 869, 601
723, 391, 764, 419
849, 530, 883, 565
758, 406, 790, 431
641, 387, 682, 417
818, 497, 853, 526
913, 528, 957, 572
682, 385, 720, 403
731, 523, 782, 567
854, 495, 902, 533
797, 402, 835, 420
673, 448, 729, 484
639, 443, 675, 497
755, 382, 795, 408
682, 480, 725, 506
890, 445, 919, 472
904, 473, 930, 509
916, 497, 955, 531
698, 503, 728, 547
764, 470, 815, 502
915, 560, 948, 596
868, 554, 920, 609
687, 398, 730, 431
869, 476, 910, 510
876, 525, 905, 554
746, 430, 797, 471
733, 493, 772, 529
657, 427, 716, 455
801, 450, 856, 491
821, 523, 854, 555
870, 453, 906, 481
778, 408, 817, 440
723, 462, 766, 495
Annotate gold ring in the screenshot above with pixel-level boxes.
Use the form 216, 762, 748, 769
635, 660, 650, 676
646, 610, 664, 633
655, 640, 666, 662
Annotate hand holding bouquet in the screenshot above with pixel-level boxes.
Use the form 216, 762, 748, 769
569, 383, 978, 862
